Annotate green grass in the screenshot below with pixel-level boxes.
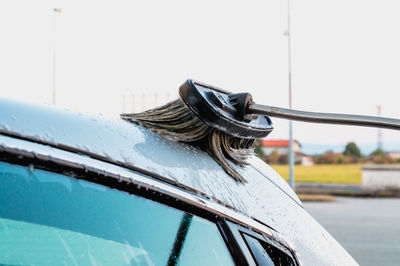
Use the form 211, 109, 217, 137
270, 164, 362, 184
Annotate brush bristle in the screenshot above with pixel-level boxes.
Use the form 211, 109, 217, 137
121, 99, 209, 142
208, 130, 254, 183
121, 99, 255, 183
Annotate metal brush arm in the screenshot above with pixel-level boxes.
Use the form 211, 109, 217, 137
248, 103, 400, 130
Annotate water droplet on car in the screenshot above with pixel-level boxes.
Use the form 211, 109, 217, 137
1, 124, 10, 131
28, 164, 34, 173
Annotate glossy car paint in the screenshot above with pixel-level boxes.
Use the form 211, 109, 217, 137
0, 98, 358, 265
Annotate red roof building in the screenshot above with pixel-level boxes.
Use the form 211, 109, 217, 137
260, 139, 301, 156
261, 139, 301, 148
260, 139, 313, 165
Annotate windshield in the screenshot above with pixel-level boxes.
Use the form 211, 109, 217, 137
0, 161, 234, 266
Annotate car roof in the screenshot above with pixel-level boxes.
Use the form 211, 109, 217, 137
0, 98, 301, 206
0, 98, 357, 265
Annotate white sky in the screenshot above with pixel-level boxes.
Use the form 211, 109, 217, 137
1, 0, 399, 145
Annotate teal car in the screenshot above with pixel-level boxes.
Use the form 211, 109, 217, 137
0, 98, 357, 265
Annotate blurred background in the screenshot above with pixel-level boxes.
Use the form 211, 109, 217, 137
1, 0, 399, 265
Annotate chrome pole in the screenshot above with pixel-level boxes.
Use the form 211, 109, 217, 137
247, 103, 400, 130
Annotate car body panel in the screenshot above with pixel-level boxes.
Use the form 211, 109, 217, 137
0, 98, 358, 265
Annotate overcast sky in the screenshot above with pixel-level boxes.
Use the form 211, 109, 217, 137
1, 0, 399, 146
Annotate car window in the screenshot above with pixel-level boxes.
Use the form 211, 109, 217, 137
0, 161, 234, 266
242, 233, 296, 266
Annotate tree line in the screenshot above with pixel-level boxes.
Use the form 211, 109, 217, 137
314, 142, 398, 164
255, 141, 400, 165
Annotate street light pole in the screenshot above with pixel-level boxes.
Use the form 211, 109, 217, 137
52, 8, 62, 105
287, 0, 295, 189
377, 105, 382, 150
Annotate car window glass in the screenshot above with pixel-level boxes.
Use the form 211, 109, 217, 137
242, 233, 275, 266
0, 161, 234, 266
242, 233, 296, 266
178, 217, 234, 265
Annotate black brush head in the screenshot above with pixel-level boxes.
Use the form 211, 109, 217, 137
179, 79, 273, 139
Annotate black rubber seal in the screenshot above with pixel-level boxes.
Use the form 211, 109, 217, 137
179, 80, 273, 139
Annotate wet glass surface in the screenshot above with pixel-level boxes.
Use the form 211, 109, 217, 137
242, 233, 295, 266
0, 161, 234, 265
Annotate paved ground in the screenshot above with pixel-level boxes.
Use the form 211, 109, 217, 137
296, 182, 363, 192
304, 197, 400, 266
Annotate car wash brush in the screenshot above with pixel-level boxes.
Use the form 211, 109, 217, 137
122, 79, 400, 183
121, 80, 273, 183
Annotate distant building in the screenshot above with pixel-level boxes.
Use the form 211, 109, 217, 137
386, 151, 400, 160
261, 139, 314, 166
297, 153, 314, 166
261, 139, 301, 156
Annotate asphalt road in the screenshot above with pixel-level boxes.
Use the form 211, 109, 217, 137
304, 197, 400, 266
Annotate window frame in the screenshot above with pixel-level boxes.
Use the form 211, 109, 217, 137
0, 135, 301, 266
218, 220, 299, 266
